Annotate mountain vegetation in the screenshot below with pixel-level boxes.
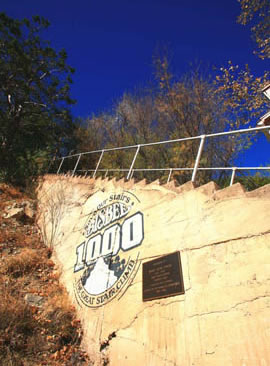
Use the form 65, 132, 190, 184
0, 3, 269, 364
71, 57, 269, 186
238, 0, 270, 59
0, 13, 78, 186
0, 4, 269, 188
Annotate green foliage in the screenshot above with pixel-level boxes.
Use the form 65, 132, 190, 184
236, 172, 270, 190
0, 13, 76, 186
217, 171, 270, 190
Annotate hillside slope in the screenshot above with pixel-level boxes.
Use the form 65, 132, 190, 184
0, 184, 91, 366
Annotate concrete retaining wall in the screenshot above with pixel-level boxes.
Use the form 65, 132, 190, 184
37, 175, 270, 366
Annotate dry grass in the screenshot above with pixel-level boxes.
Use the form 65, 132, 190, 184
0, 287, 42, 365
0, 184, 91, 365
3, 247, 46, 277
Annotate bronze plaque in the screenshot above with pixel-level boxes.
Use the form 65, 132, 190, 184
142, 251, 185, 301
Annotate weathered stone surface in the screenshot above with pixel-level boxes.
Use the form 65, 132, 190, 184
123, 178, 135, 189
24, 293, 44, 307
176, 180, 196, 194
136, 178, 147, 186
115, 178, 126, 188
148, 179, 161, 186
24, 202, 35, 220
3, 200, 35, 223
162, 179, 178, 193
247, 183, 270, 198
37, 175, 270, 366
213, 182, 246, 200
196, 181, 219, 197
4, 207, 24, 219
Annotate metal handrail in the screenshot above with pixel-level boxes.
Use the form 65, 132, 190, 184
52, 125, 270, 185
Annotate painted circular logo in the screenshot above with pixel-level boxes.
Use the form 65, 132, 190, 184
73, 191, 144, 307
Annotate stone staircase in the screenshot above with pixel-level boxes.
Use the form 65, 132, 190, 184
45, 173, 270, 201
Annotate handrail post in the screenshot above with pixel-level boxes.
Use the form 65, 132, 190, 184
105, 169, 108, 178
130, 169, 134, 179
127, 145, 140, 180
57, 157, 65, 175
167, 168, 172, 183
72, 154, 81, 177
191, 135, 205, 183
93, 150, 104, 178
230, 167, 237, 186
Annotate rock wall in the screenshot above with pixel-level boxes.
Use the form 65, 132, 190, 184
37, 175, 270, 366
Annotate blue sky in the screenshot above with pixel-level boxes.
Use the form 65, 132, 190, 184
2, 0, 269, 167
2, 0, 268, 117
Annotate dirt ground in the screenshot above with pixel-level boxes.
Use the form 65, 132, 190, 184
0, 183, 92, 366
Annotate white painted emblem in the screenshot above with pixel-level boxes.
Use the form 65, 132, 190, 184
74, 192, 144, 307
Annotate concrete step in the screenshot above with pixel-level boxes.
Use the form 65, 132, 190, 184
47, 174, 270, 203
176, 181, 196, 194
195, 181, 219, 197
246, 183, 270, 198
148, 179, 161, 187
213, 183, 246, 200
162, 180, 179, 193
114, 177, 126, 188
136, 179, 147, 187
123, 178, 135, 189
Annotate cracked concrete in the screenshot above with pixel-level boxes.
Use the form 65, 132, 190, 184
188, 295, 270, 318
37, 175, 270, 366
184, 230, 270, 252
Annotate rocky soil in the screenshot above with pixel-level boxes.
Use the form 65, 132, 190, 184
0, 184, 91, 366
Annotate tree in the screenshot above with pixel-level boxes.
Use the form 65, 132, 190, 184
76, 64, 235, 183
214, 62, 269, 127
153, 57, 248, 184
237, 0, 270, 59
78, 54, 269, 186
0, 13, 76, 185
